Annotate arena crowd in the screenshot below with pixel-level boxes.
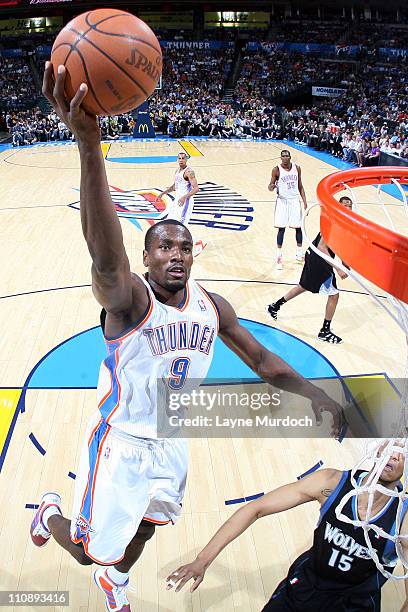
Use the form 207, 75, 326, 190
1, 20, 407, 164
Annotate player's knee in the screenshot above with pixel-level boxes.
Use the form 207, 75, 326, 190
277, 228, 285, 246
135, 520, 156, 543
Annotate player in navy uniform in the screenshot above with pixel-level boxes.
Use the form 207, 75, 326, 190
167, 447, 408, 611
267, 196, 353, 344
30, 63, 343, 612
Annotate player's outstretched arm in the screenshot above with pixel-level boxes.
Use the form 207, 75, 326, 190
211, 293, 344, 437
167, 469, 341, 592
42, 62, 146, 315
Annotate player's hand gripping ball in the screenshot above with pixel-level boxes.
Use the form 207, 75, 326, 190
51, 8, 162, 116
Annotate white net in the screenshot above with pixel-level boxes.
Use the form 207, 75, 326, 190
335, 438, 408, 580
303, 172, 408, 579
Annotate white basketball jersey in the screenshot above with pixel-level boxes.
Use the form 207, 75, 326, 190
97, 275, 218, 439
277, 164, 299, 199
175, 166, 192, 203
168, 166, 194, 225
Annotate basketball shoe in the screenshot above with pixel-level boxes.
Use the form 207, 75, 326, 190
30, 492, 61, 547
267, 303, 279, 320
318, 329, 343, 344
94, 568, 131, 612
295, 254, 304, 264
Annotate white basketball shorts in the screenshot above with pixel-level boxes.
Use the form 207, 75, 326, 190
166, 195, 194, 226
274, 196, 302, 228
70, 412, 188, 564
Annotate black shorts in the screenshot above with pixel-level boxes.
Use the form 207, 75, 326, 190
262, 553, 381, 612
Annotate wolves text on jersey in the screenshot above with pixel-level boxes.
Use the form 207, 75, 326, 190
324, 521, 375, 559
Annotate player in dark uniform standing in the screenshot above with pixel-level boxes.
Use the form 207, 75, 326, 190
267, 196, 353, 344
166, 447, 408, 612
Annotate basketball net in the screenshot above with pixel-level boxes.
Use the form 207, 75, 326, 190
303, 171, 408, 579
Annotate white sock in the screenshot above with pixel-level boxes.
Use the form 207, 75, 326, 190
277, 248, 283, 259
296, 247, 303, 257
107, 567, 129, 586
42, 505, 61, 530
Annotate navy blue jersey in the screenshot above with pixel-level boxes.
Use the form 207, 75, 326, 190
312, 470, 403, 586
264, 470, 407, 612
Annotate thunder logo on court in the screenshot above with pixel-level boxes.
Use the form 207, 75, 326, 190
69, 185, 168, 224
69, 183, 254, 231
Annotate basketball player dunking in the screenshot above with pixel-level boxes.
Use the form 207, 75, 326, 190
167, 448, 408, 612
269, 150, 307, 270
156, 152, 206, 256
30, 63, 342, 612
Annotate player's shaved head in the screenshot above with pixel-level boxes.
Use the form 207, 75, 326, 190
144, 219, 192, 251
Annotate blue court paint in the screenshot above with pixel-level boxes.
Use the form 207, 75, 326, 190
245, 492, 265, 502
225, 492, 265, 505
207, 319, 339, 381
68, 471, 76, 480
25, 319, 339, 389
107, 155, 178, 164
225, 497, 245, 505
297, 460, 324, 480
28, 326, 105, 388
126, 218, 142, 230
25, 503, 39, 509
29, 433, 46, 455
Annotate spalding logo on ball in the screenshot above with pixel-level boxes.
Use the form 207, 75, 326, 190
51, 8, 162, 116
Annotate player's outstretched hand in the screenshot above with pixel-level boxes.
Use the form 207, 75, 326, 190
311, 391, 346, 440
166, 559, 206, 593
42, 61, 100, 146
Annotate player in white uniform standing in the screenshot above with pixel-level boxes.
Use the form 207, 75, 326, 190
156, 152, 206, 256
30, 64, 343, 612
268, 150, 307, 270
157, 152, 198, 226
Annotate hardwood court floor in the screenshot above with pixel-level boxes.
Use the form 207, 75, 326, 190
0, 138, 406, 611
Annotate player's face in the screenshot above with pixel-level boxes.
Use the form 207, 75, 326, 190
378, 445, 405, 483
178, 153, 187, 169
340, 198, 353, 210
280, 152, 291, 167
144, 225, 193, 292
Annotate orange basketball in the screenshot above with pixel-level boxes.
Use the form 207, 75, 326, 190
51, 8, 162, 116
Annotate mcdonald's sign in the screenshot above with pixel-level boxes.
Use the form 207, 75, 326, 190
133, 104, 155, 138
